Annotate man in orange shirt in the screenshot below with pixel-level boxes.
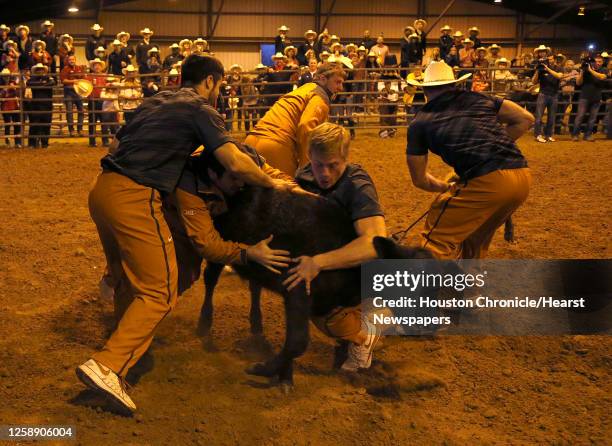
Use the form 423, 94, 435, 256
60, 55, 85, 136
244, 62, 345, 175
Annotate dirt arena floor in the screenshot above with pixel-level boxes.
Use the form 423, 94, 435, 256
1, 131, 611, 445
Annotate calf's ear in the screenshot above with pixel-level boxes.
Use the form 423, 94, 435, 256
373, 236, 401, 259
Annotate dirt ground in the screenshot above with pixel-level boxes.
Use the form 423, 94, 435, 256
0, 132, 610, 446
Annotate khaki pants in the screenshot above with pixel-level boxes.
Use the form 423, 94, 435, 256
244, 134, 298, 176
312, 306, 363, 344
421, 168, 532, 259
89, 171, 178, 377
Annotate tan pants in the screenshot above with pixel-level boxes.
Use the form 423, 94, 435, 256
89, 171, 178, 377
311, 306, 363, 344
244, 134, 298, 176
422, 168, 532, 259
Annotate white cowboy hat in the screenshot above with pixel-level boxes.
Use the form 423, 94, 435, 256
408, 33, 419, 40
330, 34, 339, 41
283, 45, 296, 55
147, 47, 159, 55
255, 63, 267, 70
169, 68, 179, 76
0, 25, 10, 33
4, 40, 17, 50
122, 65, 137, 75
95, 46, 106, 53
1, 68, 10, 75
476, 46, 487, 54
406, 60, 471, 87
404, 25, 415, 33
31, 63, 48, 73
463, 38, 474, 45
453, 31, 464, 38
41, 20, 54, 28
534, 44, 549, 53
169, 43, 179, 49
179, 39, 192, 47
59, 34, 73, 44
495, 57, 509, 65
330, 42, 342, 50
91, 23, 103, 31
193, 38, 207, 46
320, 50, 331, 57
488, 44, 501, 51
468, 26, 480, 34
345, 43, 357, 51
16, 25, 30, 34
140, 28, 154, 35
304, 29, 317, 37
440, 25, 452, 32
33, 40, 46, 49
271, 52, 288, 61
74, 79, 94, 97
88, 58, 106, 70
601, 51, 609, 58
116, 31, 130, 40
414, 19, 427, 27
328, 55, 353, 70
112, 39, 122, 46
357, 45, 367, 53
278, 25, 289, 32
229, 64, 243, 71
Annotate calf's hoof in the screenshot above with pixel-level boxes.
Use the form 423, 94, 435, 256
246, 361, 277, 378
279, 381, 294, 395
196, 316, 212, 337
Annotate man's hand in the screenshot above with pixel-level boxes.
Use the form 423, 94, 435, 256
272, 178, 298, 191
246, 235, 291, 274
283, 256, 322, 295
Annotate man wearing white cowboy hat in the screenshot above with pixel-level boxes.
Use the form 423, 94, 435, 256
262, 52, 294, 107
58, 33, 75, 70
413, 18, 428, 56
16, 25, 32, 70
468, 26, 482, 49
39, 20, 58, 72
405, 60, 534, 259
439, 25, 453, 60
116, 31, 134, 60
192, 38, 209, 55
163, 43, 183, 71
492, 57, 516, 96
452, 31, 464, 51
94, 46, 107, 63
118, 65, 142, 123
401, 32, 422, 77
86, 24, 105, 62
2, 40, 19, 72
487, 43, 502, 66
86, 58, 110, 147
136, 28, 157, 67
27, 63, 55, 148
298, 29, 317, 65
108, 39, 130, 76
275, 25, 290, 54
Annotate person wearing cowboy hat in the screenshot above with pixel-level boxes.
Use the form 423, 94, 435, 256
413, 19, 428, 56
58, 34, 75, 71
1, 40, 19, 73
319, 50, 331, 63
245, 62, 346, 175
459, 38, 476, 69
179, 39, 193, 57
261, 52, 294, 107
60, 54, 86, 136
1, 67, 22, 147
487, 44, 502, 66
298, 29, 317, 66
406, 60, 533, 260
439, 25, 453, 60
94, 46, 107, 64
116, 31, 135, 61
39, 20, 58, 72
492, 57, 516, 96
163, 43, 183, 71
85, 58, 109, 146
474, 46, 489, 68
284, 45, 299, 67
275, 25, 290, 54
118, 65, 142, 123
452, 31, 464, 52
140, 47, 162, 97
468, 26, 482, 49
136, 28, 157, 67
86, 24, 105, 62
192, 38, 209, 55
0, 25, 10, 50
531, 48, 563, 142
28, 39, 52, 71
27, 63, 55, 148
15, 25, 32, 71
401, 32, 423, 77
108, 39, 130, 76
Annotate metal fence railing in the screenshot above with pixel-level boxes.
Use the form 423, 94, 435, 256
1, 66, 610, 146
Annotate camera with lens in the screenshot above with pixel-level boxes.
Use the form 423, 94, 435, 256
536, 58, 548, 73
581, 55, 594, 70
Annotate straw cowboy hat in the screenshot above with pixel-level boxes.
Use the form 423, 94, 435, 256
140, 27, 154, 35
193, 38, 207, 46
271, 52, 288, 61
74, 78, 94, 97
409, 33, 419, 40
403, 25, 415, 34
476, 47, 487, 54
601, 51, 609, 58
31, 63, 49, 73
255, 63, 267, 70
59, 34, 74, 45
4, 40, 17, 50
283, 45, 296, 55
16, 25, 30, 34
462, 38, 474, 45
88, 58, 106, 70
169, 68, 179, 76
330, 41, 343, 50
111, 39, 122, 46
122, 65, 137, 75
367, 50, 377, 58
0, 25, 10, 33
229, 63, 243, 72
33, 40, 46, 49
41, 20, 54, 28
304, 29, 317, 38
345, 43, 357, 52
320, 50, 331, 58
495, 57, 509, 65
440, 25, 452, 32
330, 34, 340, 42
147, 47, 159, 56
357, 45, 367, 53
116, 31, 130, 40
406, 60, 471, 87
488, 44, 501, 51
453, 31, 464, 38
278, 25, 289, 32
179, 39, 192, 48
1, 68, 11, 75
95, 46, 106, 53
169, 43, 179, 49
534, 44, 550, 53
328, 55, 353, 70
91, 23, 103, 32
468, 26, 480, 34
414, 19, 427, 28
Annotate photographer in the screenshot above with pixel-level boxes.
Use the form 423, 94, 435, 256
532, 50, 563, 143
572, 54, 607, 141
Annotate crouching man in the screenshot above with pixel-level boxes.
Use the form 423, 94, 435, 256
283, 122, 387, 372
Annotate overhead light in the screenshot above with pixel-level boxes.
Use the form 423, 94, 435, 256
494, 0, 502, 3
68, 6, 79, 13
578, 6, 585, 16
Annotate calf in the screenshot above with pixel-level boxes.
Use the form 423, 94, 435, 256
199, 185, 429, 388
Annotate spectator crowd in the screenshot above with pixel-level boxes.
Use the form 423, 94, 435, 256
1, 19, 611, 147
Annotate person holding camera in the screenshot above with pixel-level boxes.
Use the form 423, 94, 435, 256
532, 47, 563, 143
571, 54, 607, 141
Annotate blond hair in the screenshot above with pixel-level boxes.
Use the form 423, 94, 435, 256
308, 122, 350, 158
315, 62, 346, 80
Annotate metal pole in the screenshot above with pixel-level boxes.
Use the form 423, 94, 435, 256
18, 73, 25, 146
320, 0, 337, 33
425, 0, 457, 35
209, 0, 225, 39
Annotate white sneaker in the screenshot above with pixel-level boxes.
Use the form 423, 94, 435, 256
341, 321, 381, 372
547, 136, 556, 142
536, 135, 547, 143
76, 359, 137, 412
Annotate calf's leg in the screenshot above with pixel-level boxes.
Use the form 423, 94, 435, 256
197, 262, 225, 336
249, 281, 264, 335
